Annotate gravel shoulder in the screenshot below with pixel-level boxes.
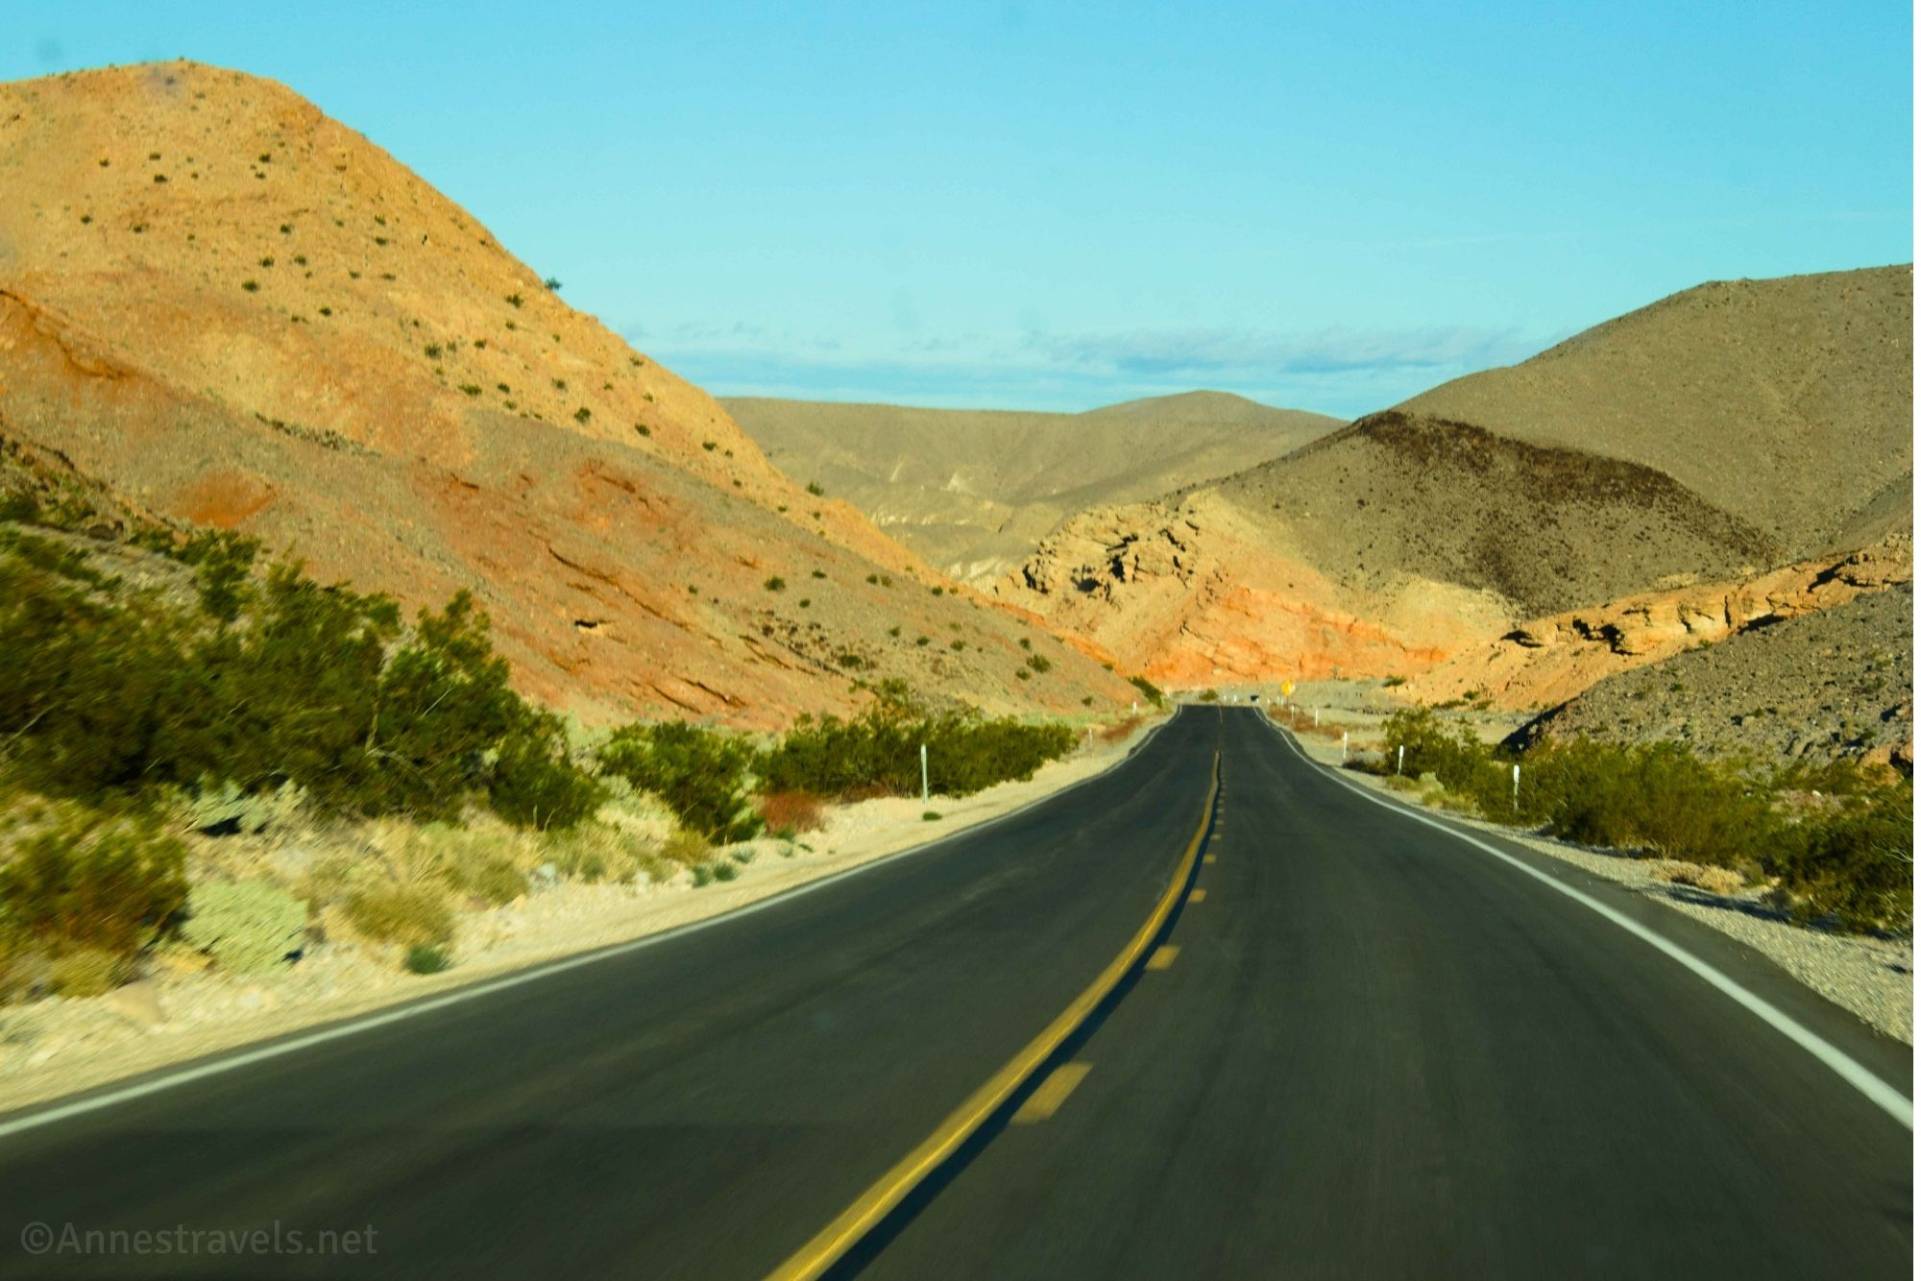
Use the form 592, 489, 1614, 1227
1284, 722, 1913, 1044
0, 716, 1168, 1116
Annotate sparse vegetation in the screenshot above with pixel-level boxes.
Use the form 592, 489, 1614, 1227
1365, 705, 1913, 932
1127, 675, 1165, 706
759, 685, 1074, 801
598, 723, 762, 844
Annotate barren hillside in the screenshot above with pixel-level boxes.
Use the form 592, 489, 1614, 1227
1521, 582, 1913, 769
1401, 266, 1913, 556
0, 61, 1136, 725
726, 391, 1337, 582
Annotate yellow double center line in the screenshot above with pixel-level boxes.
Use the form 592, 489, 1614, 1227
766, 749, 1222, 1281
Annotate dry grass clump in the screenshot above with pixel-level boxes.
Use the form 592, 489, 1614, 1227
757, 790, 826, 836
1097, 716, 1142, 745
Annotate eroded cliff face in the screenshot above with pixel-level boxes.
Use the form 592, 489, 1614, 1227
1398, 537, 1914, 711
998, 490, 1507, 687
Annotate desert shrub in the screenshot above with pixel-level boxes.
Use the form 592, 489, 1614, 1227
1522, 740, 1771, 869
759, 690, 1075, 800
1375, 707, 1506, 805
0, 535, 595, 830
0, 802, 188, 969
405, 944, 452, 974
179, 879, 306, 973
1128, 675, 1165, 706
1768, 785, 1912, 932
181, 779, 309, 836
1026, 654, 1052, 674
45, 948, 128, 997
445, 846, 528, 904
487, 715, 605, 831
599, 723, 762, 843
662, 827, 710, 870
342, 882, 454, 950
757, 790, 826, 837
1198, 689, 1220, 703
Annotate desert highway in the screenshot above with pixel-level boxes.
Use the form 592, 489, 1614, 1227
0, 708, 1910, 1278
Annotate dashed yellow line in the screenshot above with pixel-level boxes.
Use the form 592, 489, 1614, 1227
1187, 888, 1208, 904
1011, 1062, 1092, 1124
1146, 945, 1180, 971
764, 751, 1222, 1281
1203, 853, 1217, 865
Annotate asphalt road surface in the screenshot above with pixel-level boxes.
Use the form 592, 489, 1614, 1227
0, 707, 1909, 1279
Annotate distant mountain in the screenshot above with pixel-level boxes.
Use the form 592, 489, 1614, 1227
996, 267, 1914, 745
0, 61, 1138, 725
1400, 265, 1913, 557
725, 391, 1339, 582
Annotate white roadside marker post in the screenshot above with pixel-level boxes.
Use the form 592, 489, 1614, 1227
1397, 745, 1405, 776
1512, 763, 1521, 811
1313, 707, 1320, 727
1341, 731, 1348, 765
921, 743, 930, 804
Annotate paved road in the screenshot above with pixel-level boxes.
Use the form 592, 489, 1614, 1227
0, 707, 1909, 1278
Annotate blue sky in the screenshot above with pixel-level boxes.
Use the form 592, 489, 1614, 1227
8, 2, 1912, 416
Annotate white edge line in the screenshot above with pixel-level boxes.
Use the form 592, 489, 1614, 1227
1261, 715, 1914, 1130
0, 713, 1182, 1142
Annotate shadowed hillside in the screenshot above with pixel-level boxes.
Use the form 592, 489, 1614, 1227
1401, 266, 1913, 556
997, 269, 1912, 727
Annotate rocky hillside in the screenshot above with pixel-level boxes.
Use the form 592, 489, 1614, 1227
726, 391, 1337, 583
1520, 582, 1913, 769
995, 269, 1912, 722
1401, 266, 1913, 558
0, 61, 1136, 726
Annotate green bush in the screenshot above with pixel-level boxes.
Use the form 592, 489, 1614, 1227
1770, 786, 1912, 932
758, 690, 1075, 800
1128, 675, 1164, 706
1522, 740, 1771, 869
0, 802, 188, 967
598, 722, 762, 843
405, 944, 452, 974
0, 531, 594, 829
1374, 703, 1913, 933
487, 715, 605, 831
180, 880, 306, 973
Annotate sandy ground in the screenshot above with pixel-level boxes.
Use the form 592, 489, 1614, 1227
1281, 718, 1913, 1045
0, 716, 1167, 1115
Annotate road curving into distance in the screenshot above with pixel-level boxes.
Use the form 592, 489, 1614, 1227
0, 708, 1909, 1278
